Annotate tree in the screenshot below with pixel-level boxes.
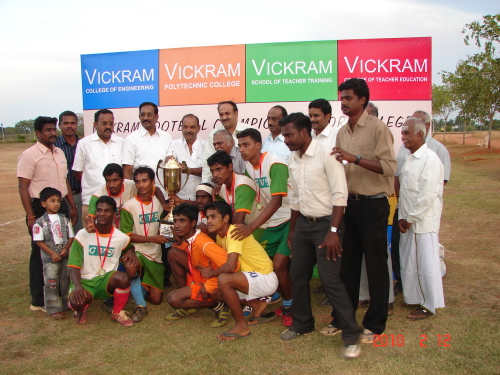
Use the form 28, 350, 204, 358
14, 119, 35, 134
461, 14, 500, 148
464, 14, 500, 57
432, 84, 455, 141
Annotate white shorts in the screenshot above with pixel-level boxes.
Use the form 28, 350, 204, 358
236, 271, 278, 301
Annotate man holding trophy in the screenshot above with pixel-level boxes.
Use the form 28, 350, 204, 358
167, 114, 206, 205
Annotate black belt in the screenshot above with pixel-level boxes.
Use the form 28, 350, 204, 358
72, 189, 81, 195
300, 214, 331, 223
348, 193, 386, 200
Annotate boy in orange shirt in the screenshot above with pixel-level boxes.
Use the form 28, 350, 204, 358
166, 203, 236, 327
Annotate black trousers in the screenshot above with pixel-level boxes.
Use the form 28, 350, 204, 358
27, 199, 69, 307
340, 198, 390, 335
290, 216, 362, 346
391, 209, 402, 290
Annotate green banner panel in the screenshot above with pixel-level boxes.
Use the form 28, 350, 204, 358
246, 40, 338, 102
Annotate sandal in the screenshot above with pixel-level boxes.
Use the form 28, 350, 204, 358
320, 324, 342, 336
408, 306, 433, 320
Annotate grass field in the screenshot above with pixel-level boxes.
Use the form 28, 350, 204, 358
0, 142, 499, 375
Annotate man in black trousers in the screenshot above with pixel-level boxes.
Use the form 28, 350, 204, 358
279, 112, 362, 359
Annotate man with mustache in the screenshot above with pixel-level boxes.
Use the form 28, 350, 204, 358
17, 116, 78, 312
262, 105, 290, 160
55, 110, 83, 232
166, 114, 206, 205
307, 99, 340, 306
309, 99, 339, 149
122, 102, 172, 197
201, 101, 250, 183
332, 78, 396, 345
278, 113, 362, 358
73, 109, 123, 224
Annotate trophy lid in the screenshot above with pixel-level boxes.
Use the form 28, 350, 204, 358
165, 153, 181, 170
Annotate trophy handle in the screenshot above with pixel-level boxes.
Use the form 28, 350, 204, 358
180, 161, 191, 191
156, 159, 166, 191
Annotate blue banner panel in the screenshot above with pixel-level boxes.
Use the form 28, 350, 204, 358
81, 50, 159, 110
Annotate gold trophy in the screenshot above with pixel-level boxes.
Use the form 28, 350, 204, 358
156, 154, 190, 239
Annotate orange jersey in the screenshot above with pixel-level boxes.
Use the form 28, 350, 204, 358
178, 230, 233, 293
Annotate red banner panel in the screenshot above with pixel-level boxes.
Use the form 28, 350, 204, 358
338, 37, 432, 100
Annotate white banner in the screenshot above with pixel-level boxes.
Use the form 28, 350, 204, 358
83, 100, 432, 152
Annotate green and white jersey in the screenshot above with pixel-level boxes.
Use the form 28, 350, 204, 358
89, 179, 137, 226
217, 173, 267, 230
68, 228, 132, 280
245, 152, 291, 227
120, 196, 164, 263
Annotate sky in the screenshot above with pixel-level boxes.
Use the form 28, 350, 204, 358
0, 0, 498, 127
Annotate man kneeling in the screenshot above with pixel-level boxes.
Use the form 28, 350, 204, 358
202, 201, 279, 341
68, 196, 139, 326
166, 203, 234, 327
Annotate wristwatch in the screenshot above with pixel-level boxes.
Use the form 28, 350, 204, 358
330, 226, 338, 233
354, 155, 362, 165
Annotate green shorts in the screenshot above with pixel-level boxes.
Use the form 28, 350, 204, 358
70, 271, 116, 300
137, 253, 165, 292
260, 221, 291, 258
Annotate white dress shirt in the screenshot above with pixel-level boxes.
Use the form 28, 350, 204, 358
73, 133, 123, 204
122, 126, 173, 195
288, 139, 347, 218
168, 137, 206, 201
262, 133, 291, 161
201, 122, 252, 182
312, 124, 339, 149
396, 134, 451, 182
398, 143, 444, 233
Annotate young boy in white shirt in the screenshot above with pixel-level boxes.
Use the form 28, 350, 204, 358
33, 187, 74, 320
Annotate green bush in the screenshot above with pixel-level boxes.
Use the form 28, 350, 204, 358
17, 135, 26, 141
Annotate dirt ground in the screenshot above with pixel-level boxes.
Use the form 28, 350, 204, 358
434, 132, 500, 148
1, 141, 499, 374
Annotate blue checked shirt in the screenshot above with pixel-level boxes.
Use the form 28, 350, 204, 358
55, 135, 81, 193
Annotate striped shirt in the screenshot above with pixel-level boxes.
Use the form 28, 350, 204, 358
55, 135, 81, 193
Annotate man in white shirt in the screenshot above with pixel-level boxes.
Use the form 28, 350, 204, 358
279, 112, 362, 359
122, 102, 172, 196
73, 109, 123, 223
392, 109, 451, 295
395, 110, 451, 184
167, 114, 206, 203
211, 130, 246, 176
309, 99, 339, 149
262, 105, 290, 160
398, 117, 444, 319
201, 101, 250, 182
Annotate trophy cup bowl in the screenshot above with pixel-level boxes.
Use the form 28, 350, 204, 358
156, 155, 190, 239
